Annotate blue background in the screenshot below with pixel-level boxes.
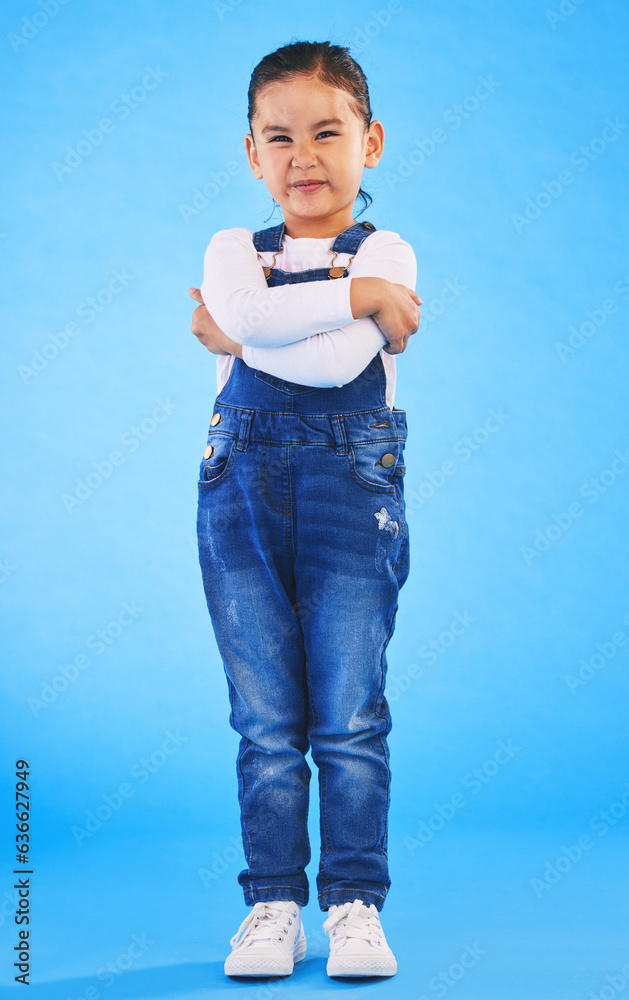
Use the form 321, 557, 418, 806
1, 0, 628, 996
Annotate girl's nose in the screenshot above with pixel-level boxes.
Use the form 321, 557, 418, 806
291, 142, 317, 168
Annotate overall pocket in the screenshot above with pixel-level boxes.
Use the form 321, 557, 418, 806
254, 370, 317, 394
346, 436, 404, 494
197, 433, 238, 489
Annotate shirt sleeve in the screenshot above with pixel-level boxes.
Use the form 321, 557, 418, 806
240, 232, 418, 387
201, 227, 355, 347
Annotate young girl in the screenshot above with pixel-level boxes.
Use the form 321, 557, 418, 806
188, 40, 421, 979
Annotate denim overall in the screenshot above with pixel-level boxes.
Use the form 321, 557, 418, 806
197, 219, 410, 912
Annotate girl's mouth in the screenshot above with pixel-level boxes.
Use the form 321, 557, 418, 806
293, 181, 326, 193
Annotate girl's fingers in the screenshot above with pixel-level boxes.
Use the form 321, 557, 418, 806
188, 287, 203, 302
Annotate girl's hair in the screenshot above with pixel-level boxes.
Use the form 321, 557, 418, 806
247, 40, 374, 222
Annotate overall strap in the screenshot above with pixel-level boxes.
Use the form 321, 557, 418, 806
330, 219, 377, 255
252, 223, 285, 253
252, 219, 377, 281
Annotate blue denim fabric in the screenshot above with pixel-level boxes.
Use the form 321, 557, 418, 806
197, 221, 410, 912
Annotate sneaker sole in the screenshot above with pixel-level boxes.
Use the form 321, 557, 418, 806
327, 955, 397, 977
224, 933, 306, 977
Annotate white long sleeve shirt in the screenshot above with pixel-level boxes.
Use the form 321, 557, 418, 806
201, 225, 417, 410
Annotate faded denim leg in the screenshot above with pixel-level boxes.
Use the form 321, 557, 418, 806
292, 442, 410, 912
197, 441, 312, 908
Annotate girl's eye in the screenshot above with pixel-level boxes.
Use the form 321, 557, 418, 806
269, 131, 338, 142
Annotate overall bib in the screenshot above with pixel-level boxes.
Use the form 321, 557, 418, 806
197, 219, 410, 912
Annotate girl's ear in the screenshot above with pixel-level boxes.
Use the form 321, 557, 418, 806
364, 120, 384, 169
245, 133, 263, 179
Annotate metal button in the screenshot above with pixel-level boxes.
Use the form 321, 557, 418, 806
203, 445, 213, 459
210, 413, 222, 426
380, 452, 396, 468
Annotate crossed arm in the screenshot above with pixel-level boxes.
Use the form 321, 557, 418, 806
189, 226, 421, 387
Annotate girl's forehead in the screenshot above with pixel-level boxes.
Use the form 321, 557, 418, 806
256, 75, 354, 113
253, 78, 361, 133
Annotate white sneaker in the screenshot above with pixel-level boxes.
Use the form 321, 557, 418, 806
224, 900, 306, 976
323, 898, 397, 977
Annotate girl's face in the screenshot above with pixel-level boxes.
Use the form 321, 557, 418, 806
245, 73, 384, 239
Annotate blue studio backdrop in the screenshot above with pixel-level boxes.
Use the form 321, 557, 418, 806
1, 1, 628, 997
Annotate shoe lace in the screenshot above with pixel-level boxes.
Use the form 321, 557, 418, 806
229, 901, 296, 949
322, 898, 384, 947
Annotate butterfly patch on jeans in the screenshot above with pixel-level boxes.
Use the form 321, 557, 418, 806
374, 506, 399, 539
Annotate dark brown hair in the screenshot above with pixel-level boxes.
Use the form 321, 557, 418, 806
247, 39, 374, 222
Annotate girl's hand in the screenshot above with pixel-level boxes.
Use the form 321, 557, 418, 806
188, 287, 243, 357
372, 283, 422, 355
349, 277, 422, 355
